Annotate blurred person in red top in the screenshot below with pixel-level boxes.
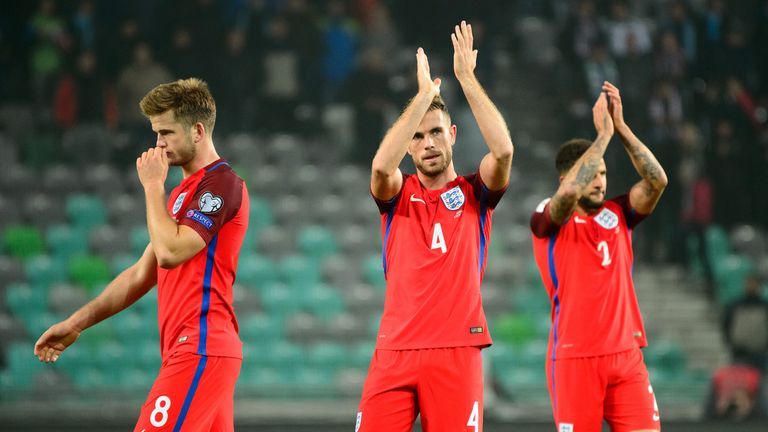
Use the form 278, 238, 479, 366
35, 78, 248, 432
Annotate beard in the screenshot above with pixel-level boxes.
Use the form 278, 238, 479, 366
168, 135, 197, 166
578, 194, 605, 210
415, 151, 452, 178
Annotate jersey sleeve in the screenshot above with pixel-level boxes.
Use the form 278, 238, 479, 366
530, 198, 561, 238
469, 172, 507, 209
371, 174, 407, 214
611, 194, 648, 229
180, 172, 244, 244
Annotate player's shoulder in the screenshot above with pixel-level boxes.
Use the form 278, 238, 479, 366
201, 161, 244, 186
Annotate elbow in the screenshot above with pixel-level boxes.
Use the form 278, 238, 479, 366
495, 142, 514, 164
657, 171, 669, 189
155, 249, 183, 269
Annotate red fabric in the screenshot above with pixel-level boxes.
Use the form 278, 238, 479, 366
682, 178, 713, 224
531, 195, 648, 359
546, 348, 660, 432
713, 364, 762, 399
371, 173, 506, 350
53, 75, 77, 128
133, 351, 241, 432
358, 347, 483, 432
157, 159, 248, 361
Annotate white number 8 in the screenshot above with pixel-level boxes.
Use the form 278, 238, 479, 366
150, 395, 171, 427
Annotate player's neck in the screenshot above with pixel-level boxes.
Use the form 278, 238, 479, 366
417, 165, 458, 190
182, 140, 220, 177
575, 205, 600, 216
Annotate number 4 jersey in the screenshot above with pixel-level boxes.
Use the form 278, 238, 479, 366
373, 172, 506, 350
530, 195, 648, 360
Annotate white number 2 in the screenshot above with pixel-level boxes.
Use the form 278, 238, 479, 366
466, 400, 479, 431
150, 395, 171, 427
597, 241, 612, 267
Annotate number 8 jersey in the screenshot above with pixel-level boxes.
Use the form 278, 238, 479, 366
530, 195, 648, 360
373, 172, 506, 350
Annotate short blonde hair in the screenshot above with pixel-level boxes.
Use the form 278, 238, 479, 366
140, 78, 217, 134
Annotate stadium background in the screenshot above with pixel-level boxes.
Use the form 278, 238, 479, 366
1, 0, 767, 430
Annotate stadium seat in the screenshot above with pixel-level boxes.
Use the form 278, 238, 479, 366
495, 314, 538, 347
362, 254, 386, 291
89, 225, 130, 259
5, 283, 47, 322
349, 341, 375, 369
297, 225, 338, 263
68, 255, 111, 291
65, 194, 108, 230
280, 255, 320, 289
23, 255, 68, 288
130, 226, 150, 257
3, 226, 45, 260
304, 283, 345, 320
643, 340, 686, 375
714, 254, 754, 304
249, 196, 274, 234
46, 224, 90, 260
321, 254, 362, 288
22, 132, 59, 169
259, 282, 302, 318
236, 254, 279, 291
239, 313, 285, 346
110, 253, 139, 276
308, 342, 348, 370
47, 283, 88, 316
4, 342, 47, 390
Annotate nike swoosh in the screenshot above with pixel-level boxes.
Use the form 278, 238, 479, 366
652, 414, 660, 422
410, 194, 426, 204
574, 216, 587, 224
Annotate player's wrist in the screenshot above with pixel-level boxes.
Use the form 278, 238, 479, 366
142, 182, 166, 194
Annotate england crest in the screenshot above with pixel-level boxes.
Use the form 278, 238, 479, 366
440, 186, 465, 211
172, 192, 187, 215
595, 208, 619, 230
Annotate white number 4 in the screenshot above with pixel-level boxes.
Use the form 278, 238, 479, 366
466, 400, 479, 431
597, 240, 612, 267
431, 223, 447, 254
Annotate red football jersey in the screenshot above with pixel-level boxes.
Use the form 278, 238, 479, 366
530, 195, 647, 359
156, 159, 248, 360
373, 172, 506, 350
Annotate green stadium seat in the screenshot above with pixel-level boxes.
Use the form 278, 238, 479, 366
5, 342, 47, 389
262, 341, 306, 368
46, 224, 89, 259
249, 196, 274, 233
362, 254, 386, 291
236, 255, 279, 291
118, 368, 155, 394
511, 286, 550, 315
111, 253, 139, 276
24, 255, 68, 287
308, 342, 348, 370
68, 255, 111, 290
297, 226, 338, 263
705, 225, 730, 264
3, 225, 45, 260
113, 311, 156, 346
290, 367, 335, 397
280, 255, 320, 289
66, 194, 108, 230
304, 283, 345, 320
239, 313, 285, 346
643, 340, 686, 374
136, 340, 162, 370
714, 254, 754, 304
495, 314, 537, 347
130, 227, 150, 257
260, 282, 302, 317
350, 342, 375, 369
166, 167, 184, 188
22, 131, 59, 168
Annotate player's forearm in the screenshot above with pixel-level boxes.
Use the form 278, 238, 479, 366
67, 267, 151, 331
371, 91, 435, 176
143, 184, 185, 261
458, 74, 513, 161
617, 124, 668, 190
570, 133, 612, 195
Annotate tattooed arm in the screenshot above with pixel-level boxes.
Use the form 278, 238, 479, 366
603, 81, 668, 214
548, 92, 614, 225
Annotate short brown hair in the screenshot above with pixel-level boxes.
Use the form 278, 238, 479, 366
404, 94, 451, 121
555, 138, 592, 174
140, 78, 217, 134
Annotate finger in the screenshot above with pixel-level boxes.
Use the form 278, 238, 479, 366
454, 25, 465, 46
461, 21, 470, 48
451, 33, 459, 51
603, 81, 618, 92
467, 23, 474, 48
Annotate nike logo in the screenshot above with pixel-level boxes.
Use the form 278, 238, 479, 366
410, 194, 426, 204
574, 216, 587, 224
652, 413, 660, 422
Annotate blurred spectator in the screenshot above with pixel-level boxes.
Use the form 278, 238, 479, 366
340, 48, 396, 165
663, 0, 698, 64
100, 17, 141, 80
707, 118, 749, 228
716, 28, 756, 85
558, 0, 603, 65
581, 41, 619, 99
616, 33, 652, 129
116, 42, 172, 130
165, 28, 200, 80
70, 0, 97, 52
260, 15, 300, 132
322, 0, 360, 100
648, 80, 683, 142
654, 30, 687, 83
705, 363, 766, 420
213, 29, 260, 134
27, 0, 71, 117
284, 0, 324, 104
359, 3, 400, 65
677, 135, 714, 297
603, 0, 652, 59
53, 50, 117, 129
722, 275, 768, 371
697, 0, 732, 81
755, 0, 768, 96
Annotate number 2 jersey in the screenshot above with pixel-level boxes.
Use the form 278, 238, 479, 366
530, 195, 648, 360
373, 172, 506, 350
157, 159, 249, 361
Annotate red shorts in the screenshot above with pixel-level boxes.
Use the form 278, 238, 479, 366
546, 348, 660, 432
134, 351, 241, 432
357, 347, 484, 432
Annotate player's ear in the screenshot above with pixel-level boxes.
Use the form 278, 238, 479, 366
193, 122, 205, 142
450, 124, 457, 145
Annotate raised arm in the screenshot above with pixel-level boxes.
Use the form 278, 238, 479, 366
452, 21, 514, 191
34, 244, 158, 363
549, 92, 614, 224
371, 48, 441, 201
603, 81, 668, 214
137, 148, 206, 268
